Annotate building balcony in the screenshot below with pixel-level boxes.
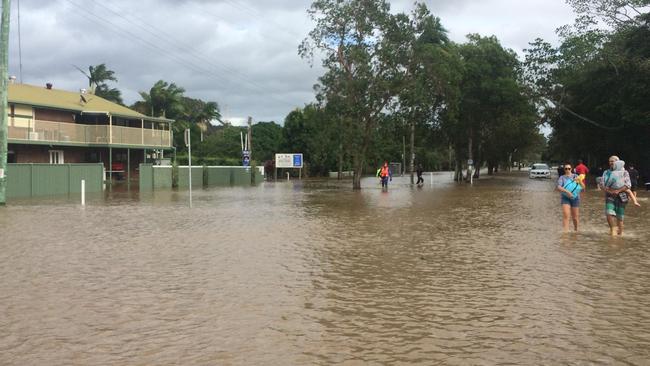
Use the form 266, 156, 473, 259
8, 118, 172, 148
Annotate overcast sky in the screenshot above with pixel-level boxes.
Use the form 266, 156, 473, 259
7, 0, 576, 125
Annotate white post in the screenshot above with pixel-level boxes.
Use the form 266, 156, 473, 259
287, 172, 290, 181
430, 172, 433, 187
81, 179, 85, 206
185, 129, 192, 208
470, 166, 474, 185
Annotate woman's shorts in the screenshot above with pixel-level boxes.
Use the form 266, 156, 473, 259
561, 196, 580, 208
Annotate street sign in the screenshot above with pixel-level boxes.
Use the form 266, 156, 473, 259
276, 153, 303, 168
468, 159, 474, 165
293, 154, 302, 168
242, 150, 250, 167
184, 129, 191, 147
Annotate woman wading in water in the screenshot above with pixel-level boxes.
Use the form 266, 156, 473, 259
556, 163, 585, 232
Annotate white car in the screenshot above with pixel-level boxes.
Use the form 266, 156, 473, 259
529, 163, 551, 179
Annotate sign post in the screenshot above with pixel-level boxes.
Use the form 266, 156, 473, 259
184, 129, 192, 208
467, 159, 474, 185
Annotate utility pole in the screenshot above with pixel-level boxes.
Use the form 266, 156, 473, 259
184, 129, 192, 208
402, 135, 405, 176
409, 120, 415, 184
0, 0, 11, 206
247, 116, 252, 162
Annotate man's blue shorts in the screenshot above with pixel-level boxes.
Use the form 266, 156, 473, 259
561, 195, 580, 208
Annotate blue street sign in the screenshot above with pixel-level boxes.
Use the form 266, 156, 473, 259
293, 154, 302, 167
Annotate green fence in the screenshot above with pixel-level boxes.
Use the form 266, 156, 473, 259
178, 166, 204, 188
139, 164, 173, 191
7, 163, 104, 199
205, 166, 259, 187
205, 167, 233, 186
139, 165, 260, 190
154, 166, 173, 189
139, 164, 153, 191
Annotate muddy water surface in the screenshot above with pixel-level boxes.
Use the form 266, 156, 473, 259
1, 172, 649, 365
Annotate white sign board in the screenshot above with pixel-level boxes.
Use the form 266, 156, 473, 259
276, 153, 303, 168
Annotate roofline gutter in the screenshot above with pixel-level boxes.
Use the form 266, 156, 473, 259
81, 111, 109, 115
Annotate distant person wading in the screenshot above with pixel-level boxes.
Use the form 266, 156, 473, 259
416, 164, 424, 185
378, 161, 392, 190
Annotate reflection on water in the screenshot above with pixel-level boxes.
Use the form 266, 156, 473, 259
1, 172, 649, 365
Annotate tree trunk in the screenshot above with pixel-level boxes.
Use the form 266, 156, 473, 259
473, 161, 481, 179
473, 143, 482, 179
409, 119, 415, 184
337, 140, 343, 180
454, 157, 463, 182
352, 117, 373, 190
487, 162, 495, 175
466, 132, 473, 182
448, 143, 452, 172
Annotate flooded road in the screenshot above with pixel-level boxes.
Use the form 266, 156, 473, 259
1, 172, 649, 365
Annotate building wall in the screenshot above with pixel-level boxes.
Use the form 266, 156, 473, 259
11, 103, 34, 118
34, 108, 75, 123
8, 144, 148, 177
10, 145, 86, 164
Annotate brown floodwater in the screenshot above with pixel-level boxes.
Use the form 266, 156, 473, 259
1, 172, 649, 365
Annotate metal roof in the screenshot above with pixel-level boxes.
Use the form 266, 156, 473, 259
8, 83, 174, 123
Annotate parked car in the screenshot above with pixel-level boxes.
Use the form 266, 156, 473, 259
529, 163, 551, 179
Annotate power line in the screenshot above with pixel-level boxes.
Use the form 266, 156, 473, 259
86, 0, 254, 88
62, 0, 233, 87
64, 0, 301, 107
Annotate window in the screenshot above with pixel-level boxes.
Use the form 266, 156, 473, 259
8, 150, 16, 163
49, 150, 64, 164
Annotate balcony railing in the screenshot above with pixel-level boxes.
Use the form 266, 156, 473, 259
8, 118, 171, 148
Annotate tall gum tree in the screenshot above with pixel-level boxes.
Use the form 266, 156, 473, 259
300, 0, 402, 190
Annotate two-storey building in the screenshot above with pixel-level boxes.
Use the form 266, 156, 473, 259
7, 82, 174, 182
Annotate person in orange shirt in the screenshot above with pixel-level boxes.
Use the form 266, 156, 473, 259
378, 161, 392, 189
574, 159, 589, 185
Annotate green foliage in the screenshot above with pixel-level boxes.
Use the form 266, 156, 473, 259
301, 0, 408, 188
135, 80, 186, 119
295, 0, 544, 183
252, 121, 284, 162
77, 63, 123, 105
283, 105, 340, 176
195, 126, 246, 161
525, 1, 650, 169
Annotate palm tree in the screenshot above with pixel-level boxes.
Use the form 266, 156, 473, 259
135, 80, 186, 118
75, 63, 123, 104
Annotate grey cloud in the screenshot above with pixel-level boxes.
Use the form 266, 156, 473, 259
8, 0, 575, 124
